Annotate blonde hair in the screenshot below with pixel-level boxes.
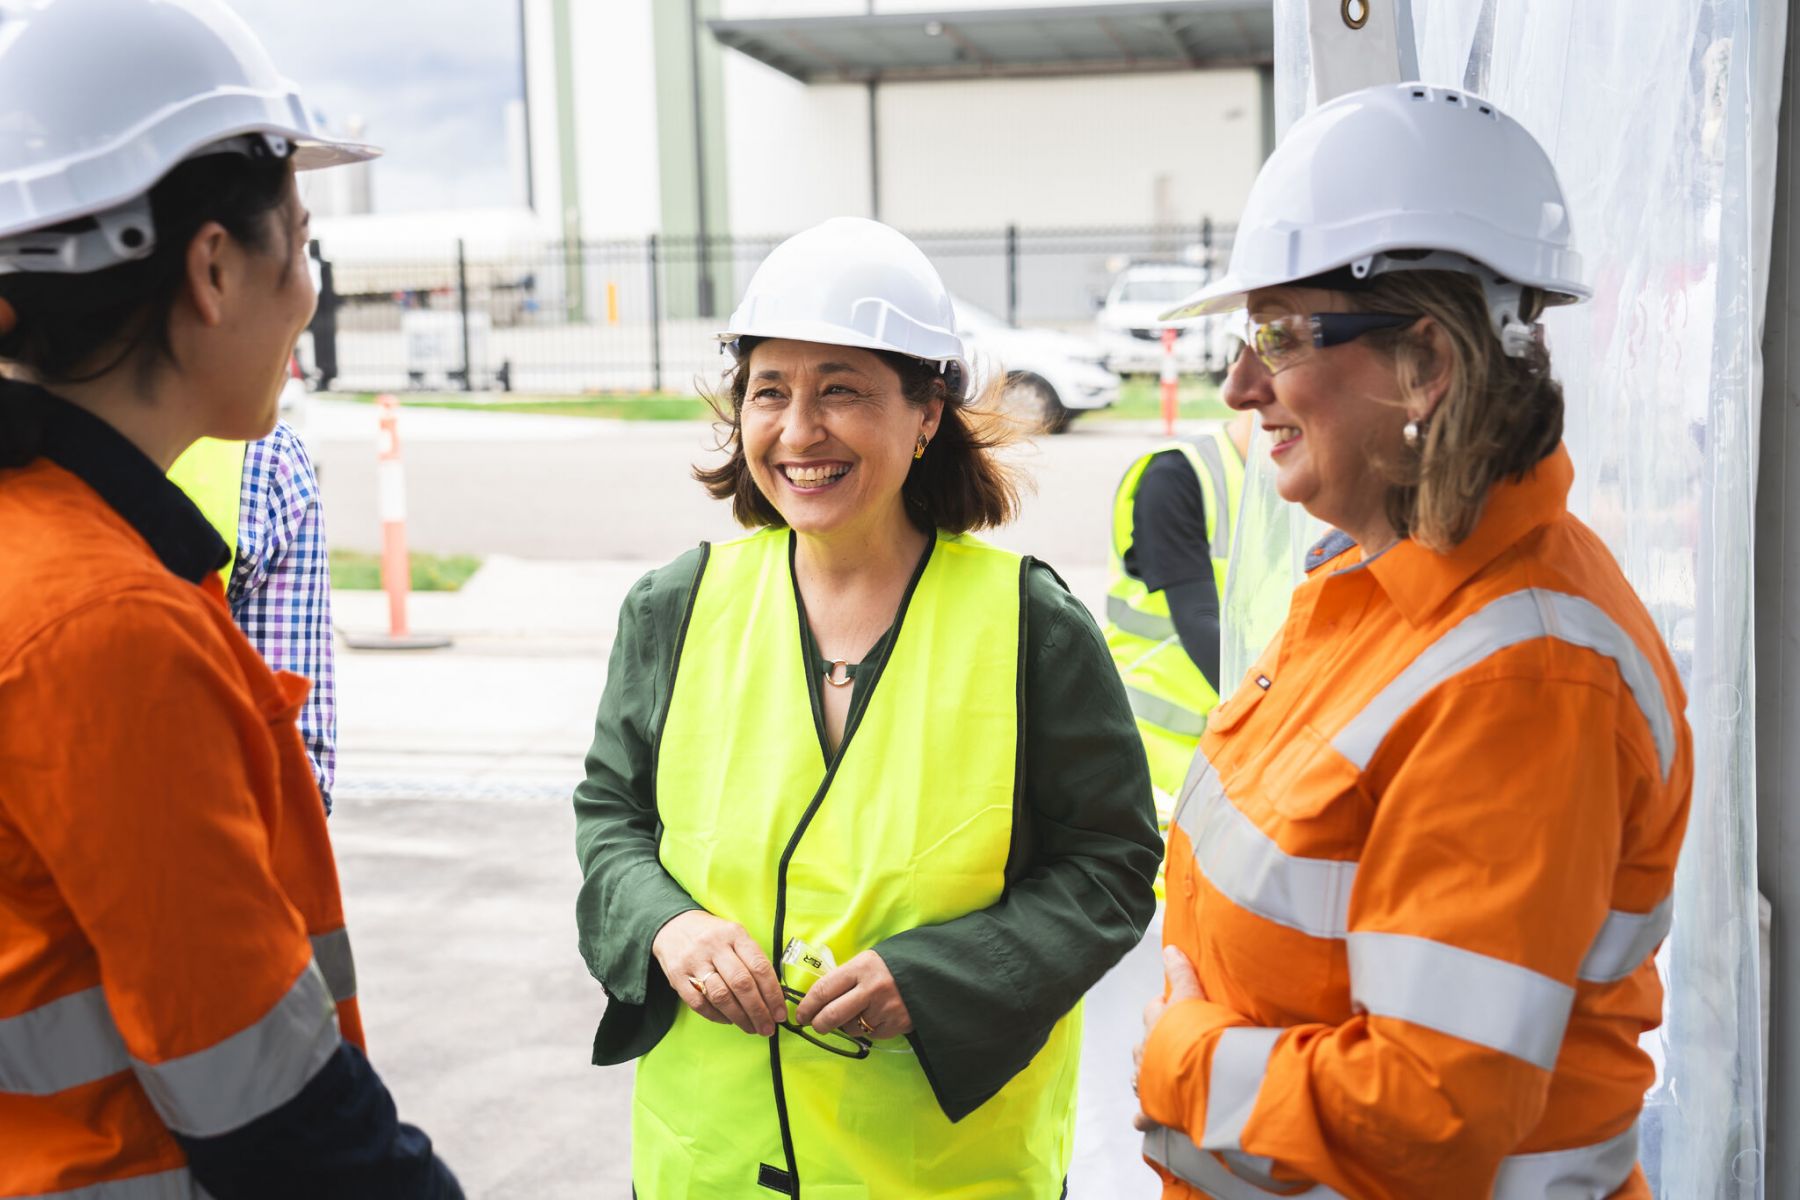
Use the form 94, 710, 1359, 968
1351, 271, 1562, 551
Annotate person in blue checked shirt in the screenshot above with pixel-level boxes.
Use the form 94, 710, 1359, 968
171, 420, 337, 812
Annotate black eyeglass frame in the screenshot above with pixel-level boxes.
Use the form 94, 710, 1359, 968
1245, 311, 1422, 374
779, 985, 872, 1060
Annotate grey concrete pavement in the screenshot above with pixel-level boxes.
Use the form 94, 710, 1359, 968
317, 405, 1223, 1196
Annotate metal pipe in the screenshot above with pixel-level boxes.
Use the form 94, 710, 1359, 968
688, 0, 715, 317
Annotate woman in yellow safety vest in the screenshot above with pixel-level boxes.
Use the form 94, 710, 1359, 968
573, 217, 1162, 1198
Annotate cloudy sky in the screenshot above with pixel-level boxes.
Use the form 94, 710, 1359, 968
226, 0, 524, 212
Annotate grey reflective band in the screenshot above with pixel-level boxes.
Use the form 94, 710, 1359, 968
1579, 896, 1674, 984
1332, 589, 1676, 779
35, 1167, 200, 1199
0, 985, 129, 1097
1142, 1125, 1347, 1199
1145, 1121, 1639, 1198
311, 927, 358, 1002
1177, 764, 1357, 939
1188, 432, 1234, 563
1201, 1026, 1282, 1150
132, 959, 341, 1137
1106, 593, 1177, 642
1348, 932, 1574, 1071
1127, 685, 1208, 737
1492, 1121, 1640, 1198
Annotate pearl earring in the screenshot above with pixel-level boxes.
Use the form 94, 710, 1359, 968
1403, 420, 1421, 447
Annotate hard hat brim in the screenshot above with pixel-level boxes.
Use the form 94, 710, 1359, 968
293, 136, 383, 170
1159, 274, 1255, 323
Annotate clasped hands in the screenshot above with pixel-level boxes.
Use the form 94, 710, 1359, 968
651, 909, 913, 1041
1132, 944, 1207, 1132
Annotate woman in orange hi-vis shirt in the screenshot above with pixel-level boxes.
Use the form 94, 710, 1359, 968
1130, 83, 1692, 1200
0, 1, 459, 1196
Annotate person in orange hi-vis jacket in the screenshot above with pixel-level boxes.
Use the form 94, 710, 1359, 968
0, 1, 459, 1196
1129, 83, 1692, 1200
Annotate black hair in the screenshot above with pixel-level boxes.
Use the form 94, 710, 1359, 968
0, 142, 294, 384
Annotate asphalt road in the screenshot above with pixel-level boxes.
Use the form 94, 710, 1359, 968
306, 399, 1176, 578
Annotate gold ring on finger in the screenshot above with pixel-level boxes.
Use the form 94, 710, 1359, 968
854, 1015, 876, 1037
687, 970, 716, 993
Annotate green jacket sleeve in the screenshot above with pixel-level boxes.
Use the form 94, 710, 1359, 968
573, 549, 705, 1065
876, 562, 1162, 1122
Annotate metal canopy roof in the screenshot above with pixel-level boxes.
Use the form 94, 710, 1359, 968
707, 2, 1273, 85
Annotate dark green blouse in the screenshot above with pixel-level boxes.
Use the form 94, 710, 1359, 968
572, 538, 1160, 1122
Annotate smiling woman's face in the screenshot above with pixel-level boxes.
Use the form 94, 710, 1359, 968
1231, 286, 1410, 544
739, 339, 942, 539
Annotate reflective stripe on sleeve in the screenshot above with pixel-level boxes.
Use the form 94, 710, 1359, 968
1127, 685, 1209, 737
35, 1167, 200, 1199
1579, 897, 1673, 984
311, 926, 358, 1002
1492, 1121, 1640, 1198
1142, 1124, 1348, 1198
131, 958, 341, 1137
1144, 1121, 1638, 1198
1348, 932, 1574, 1071
1176, 763, 1357, 939
0, 985, 129, 1096
1201, 1026, 1282, 1150
1189, 431, 1234, 562
1106, 594, 1178, 642
1331, 589, 1677, 779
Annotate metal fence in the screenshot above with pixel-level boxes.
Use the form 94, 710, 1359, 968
305, 221, 1236, 396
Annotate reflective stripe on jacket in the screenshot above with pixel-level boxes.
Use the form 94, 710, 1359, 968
0, 458, 362, 1198
1138, 445, 1692, 1199
636, 527, 1080, 1198
1103, 423, 1244, 804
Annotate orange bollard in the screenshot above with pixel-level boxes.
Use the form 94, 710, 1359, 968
1159, 327, 1179, 437
377, 394, 411, 635
344, 395, 451, 650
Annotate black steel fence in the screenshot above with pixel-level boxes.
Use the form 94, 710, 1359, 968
304, 221, 1235, 396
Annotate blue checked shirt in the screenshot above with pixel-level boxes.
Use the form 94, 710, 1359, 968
228, 423, 336, 812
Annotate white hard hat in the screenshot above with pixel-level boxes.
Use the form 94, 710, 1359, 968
719, 217, 973, 399
0, 0, 379, 274
1163, 83, 1588, 342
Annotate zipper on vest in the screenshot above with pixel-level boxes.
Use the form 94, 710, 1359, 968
765, 530, 936, 1195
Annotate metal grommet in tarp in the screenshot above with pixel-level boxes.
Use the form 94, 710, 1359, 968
1342, 0, 1369, 29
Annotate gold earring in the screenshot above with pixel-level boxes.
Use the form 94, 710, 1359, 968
913, 435, 928, 460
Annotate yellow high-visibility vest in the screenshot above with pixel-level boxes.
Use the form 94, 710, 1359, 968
1102, 423, 1245, 808
636, 526, 1081, 1198
166, 437, 247, 583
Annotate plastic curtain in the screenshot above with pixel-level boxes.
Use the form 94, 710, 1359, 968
1226, 2, 1787, 1194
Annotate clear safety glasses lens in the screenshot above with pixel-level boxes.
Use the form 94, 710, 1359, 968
1246, 312, 1420, 375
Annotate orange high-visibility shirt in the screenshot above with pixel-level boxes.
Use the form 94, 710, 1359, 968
0, 434, 362, 1195
1139, 445, 1692, 1200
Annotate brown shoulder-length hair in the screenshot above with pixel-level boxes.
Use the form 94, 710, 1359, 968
1350, 270, 1564, 552
693, 336, 1023, 533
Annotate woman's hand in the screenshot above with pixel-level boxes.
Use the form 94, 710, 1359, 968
793, 949, 913, 1040
652, 909, 786, 1037
1132, 946, 1207, 1131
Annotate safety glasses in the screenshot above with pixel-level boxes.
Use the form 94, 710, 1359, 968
1245, 312, 1421, 375
780, 986, 872, 1060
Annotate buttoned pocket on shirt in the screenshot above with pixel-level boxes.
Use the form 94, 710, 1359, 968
1264, 724, 1371, 841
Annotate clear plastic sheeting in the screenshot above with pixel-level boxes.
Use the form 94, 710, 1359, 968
1233, 2, 1787, 1194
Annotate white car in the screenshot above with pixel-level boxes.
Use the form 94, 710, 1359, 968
1095, 263, 1234, 379
953, 295, 1119, 434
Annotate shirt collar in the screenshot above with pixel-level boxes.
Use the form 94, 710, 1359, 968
1364, 443, 1575, 626
2, 379, 229, 583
